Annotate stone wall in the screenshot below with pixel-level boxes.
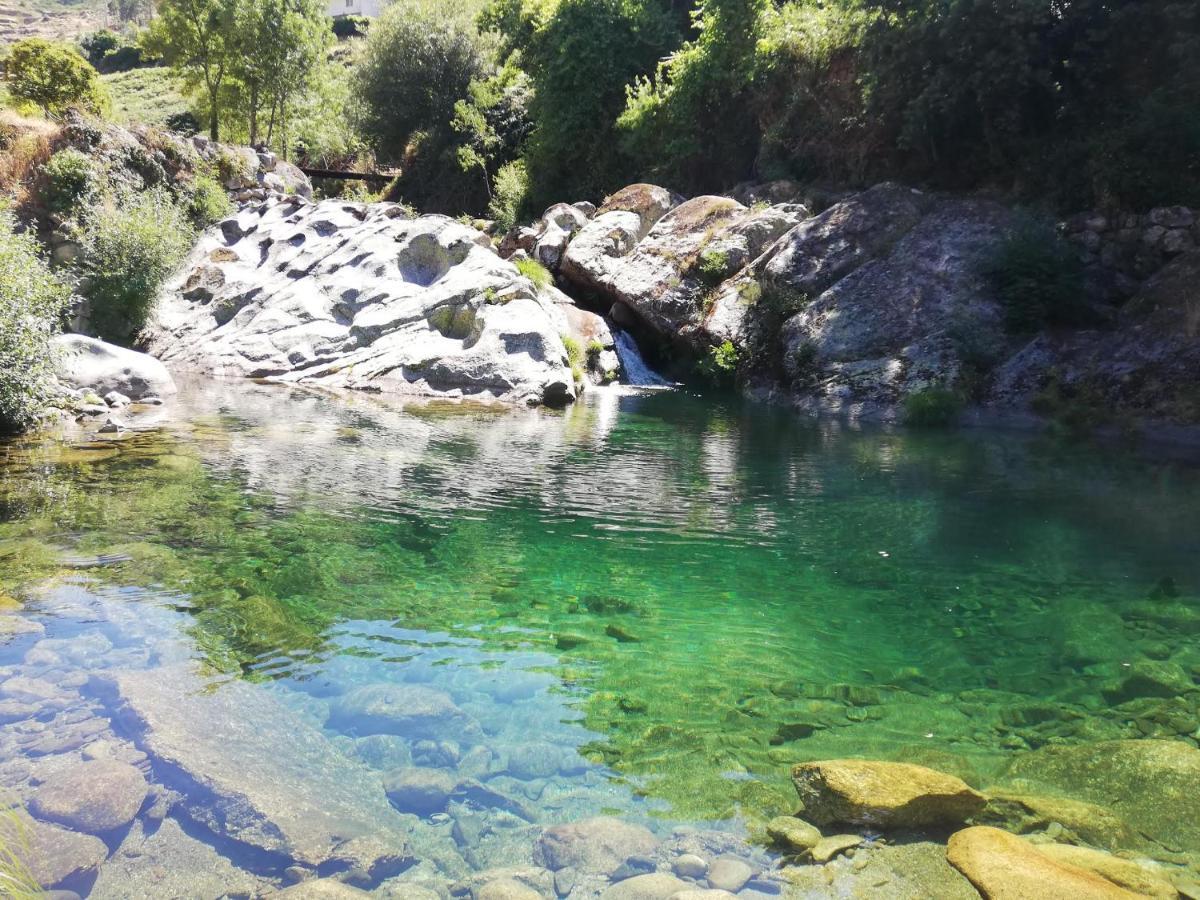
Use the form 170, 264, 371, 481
1063, 205, 1197, 296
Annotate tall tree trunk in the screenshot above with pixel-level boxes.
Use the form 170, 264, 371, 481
249, 83, 259, 147
266, 97, 278, 145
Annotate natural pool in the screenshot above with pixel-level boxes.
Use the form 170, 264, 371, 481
0, 381, 1197, 897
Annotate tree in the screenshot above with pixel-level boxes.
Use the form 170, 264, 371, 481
2, 39, 109, 116
141, 0, 237, 140
231, 0, 332, 149
451, 57, 533, 201
353, 0, 490, 163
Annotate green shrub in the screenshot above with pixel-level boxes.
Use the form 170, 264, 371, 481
488, 159, 528, 232
40, 148, 97, 214
697, 338, 740, 385
4, 38, 109, 116
0, 210, 73, 435
78, 189, 195, 345
982, 219, 1088, 333
515, 256, 551, 290
80, 29, 121, 67
903, 387, 964, 427
184, 173, 233, 227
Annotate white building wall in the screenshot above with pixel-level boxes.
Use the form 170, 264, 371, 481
328, 0, 381, 19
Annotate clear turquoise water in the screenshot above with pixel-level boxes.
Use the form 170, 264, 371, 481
0, 381, 1197, 892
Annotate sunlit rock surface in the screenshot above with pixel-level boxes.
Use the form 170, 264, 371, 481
146, 199, 578, 406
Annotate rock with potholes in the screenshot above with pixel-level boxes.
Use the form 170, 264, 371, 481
791, 759, 986, 829
535, 817, 659, 874
945, 826, 1142, 899
29, 759, 147, 834
146, 199, 579, 407
52, 334, 177, 401
91, 665, 413, 874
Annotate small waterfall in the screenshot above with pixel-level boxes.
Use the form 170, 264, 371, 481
613, 329, 672, 387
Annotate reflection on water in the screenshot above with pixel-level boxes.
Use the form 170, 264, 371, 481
0, 380, 1198, 895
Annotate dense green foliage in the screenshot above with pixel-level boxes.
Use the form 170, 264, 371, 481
0, 210, 72, 435
903, 387, 964, 427
3, 39, 110, 117
983, 218, 1088, 333
78, 189, 195, 344
341, 0, 1198, 215
356, 0, 490, 210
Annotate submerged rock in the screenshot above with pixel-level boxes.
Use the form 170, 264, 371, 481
1001, 739, 1200, 854
1034, 844, 1177, 899
945, 826, 1142, 899
92, 665, 413, 873
51, 334, 177, 401
16, 815, 108, 891
29, 759, 147, 834
382, 767, 458, 815
327, 682, 476, 740
146, 200, 579, 407
598, 872, 689, 899
534, 816, 659, 874
273, 878, 371, 898
765, 815, 821, 853
791, 759, 986, 829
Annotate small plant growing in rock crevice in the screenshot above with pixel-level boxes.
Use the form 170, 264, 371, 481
515, 256, 552, 290
40, 148, 97, 214
697, 339, 740, 386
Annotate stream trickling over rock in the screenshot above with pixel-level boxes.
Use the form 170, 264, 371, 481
0, 381, 1197, 897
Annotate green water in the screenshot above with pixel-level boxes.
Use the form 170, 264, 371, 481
2, 381, 1198, 828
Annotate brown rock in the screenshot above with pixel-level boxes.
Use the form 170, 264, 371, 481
30, 760, 147, 834
791, 759, 986, 829
945, 827, 1142, 899
1035, 843, 1177, 898
273, 879, 371, 898
765, 815, 821, 852
17, 817, 108, 890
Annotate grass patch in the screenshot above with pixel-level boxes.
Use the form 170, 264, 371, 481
515, 256, 552, 291
101, 67, 190, 127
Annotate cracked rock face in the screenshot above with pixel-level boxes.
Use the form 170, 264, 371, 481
146, 199, 577, 407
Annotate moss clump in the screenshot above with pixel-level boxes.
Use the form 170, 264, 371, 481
515, 256, 552, 290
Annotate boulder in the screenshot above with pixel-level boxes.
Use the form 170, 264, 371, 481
791, 759, 986, 829
974, 791, 1135, 852
945, 826, 1143, 899
705, 857, 753, 892
90, 665, 413, 873
1000, 739, 1200, 853
30, 759, 147, 834
535, 817, 659, 874
52, 334, 177, 401
776, 193, 1012, 416
477, 877, 545, 900
326, 682, 476, 740
145, 200, 579, 407
560, 184, 680, 298
561, 189, 804, 350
